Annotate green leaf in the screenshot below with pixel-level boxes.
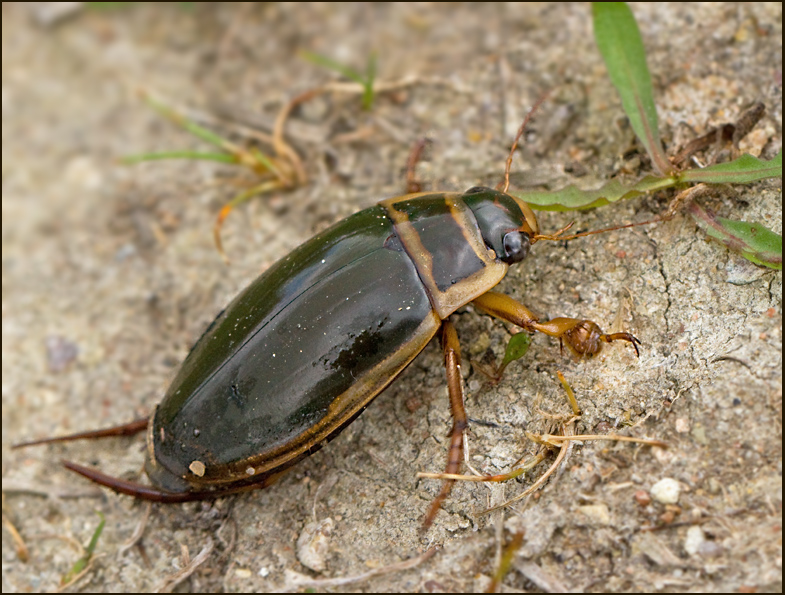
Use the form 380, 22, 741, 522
689, 202, 782, 270
680, 150, 782, 184
496, 332, 531, 378
512, 174, 676, 211
592, 3, 672, 175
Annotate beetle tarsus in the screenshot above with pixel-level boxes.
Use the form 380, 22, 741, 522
472, 292, 640, 358
601, 332, 642, 357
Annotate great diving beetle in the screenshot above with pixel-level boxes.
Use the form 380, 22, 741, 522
17, 184, 640, 528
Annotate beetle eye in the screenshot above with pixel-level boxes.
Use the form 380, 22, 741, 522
464, 186, 489, 195
501, 231, 530, 264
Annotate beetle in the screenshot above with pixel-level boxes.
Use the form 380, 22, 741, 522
16, 137, 640, 531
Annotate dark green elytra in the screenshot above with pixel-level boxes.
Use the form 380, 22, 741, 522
145, 187, 538, 494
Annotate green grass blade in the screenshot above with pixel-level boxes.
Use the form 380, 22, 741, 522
302, 50, 378, 110
248, 147, 277, 173
362, 52, 377, 110
61, 511, 105, 585
680, 150, 782, 184
689, 202, 782, 270
121, 151, 238, 165
300, 50, 366, 84
592, 3, 672, 175
513, 174, 676, 211
83, 512, 105, 556
143, 94, 229, 149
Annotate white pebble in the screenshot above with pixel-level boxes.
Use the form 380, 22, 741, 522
684, 526, 705, 556
296, 518, 334, 572
650, 478, 681, 504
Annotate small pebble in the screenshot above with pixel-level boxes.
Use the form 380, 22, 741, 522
650, 478, 681, 504
296, 517, 334, 572
234, 567, 252, 579
577, 504, 611, 525
684, 525, 705, 556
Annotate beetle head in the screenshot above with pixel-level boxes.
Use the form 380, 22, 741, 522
462, 186, 539, 265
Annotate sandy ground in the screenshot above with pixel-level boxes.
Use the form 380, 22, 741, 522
2, 3, 781, 592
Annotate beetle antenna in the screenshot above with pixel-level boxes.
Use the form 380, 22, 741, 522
536, 217, 664, 242
534, 182, 711, 242
531, 221, 576, 243
498, 89, 552, 194
535, 184, 710, 242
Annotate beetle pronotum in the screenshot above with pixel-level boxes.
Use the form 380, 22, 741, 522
16, 104, 640, 531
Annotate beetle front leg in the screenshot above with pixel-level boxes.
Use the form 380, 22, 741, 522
421, 318, 468, 533
473, 291, 640, 357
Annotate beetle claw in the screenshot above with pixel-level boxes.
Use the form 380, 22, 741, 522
601, 332, 642, 357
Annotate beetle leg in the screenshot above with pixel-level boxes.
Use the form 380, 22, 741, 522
473, 291, 640, 358
61, 459, 200, 502
13, 418, 149, 449
422, 318, 468, 532
60, 460, 291, 502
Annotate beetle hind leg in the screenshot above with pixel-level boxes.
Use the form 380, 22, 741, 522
13, 418, 149, 449
61, 459, 288, 503
421, 319, 468, 533
473, 291, 640, 358
61, 459, 201, 503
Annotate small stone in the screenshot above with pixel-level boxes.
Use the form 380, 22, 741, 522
684, 525, 705, 556
690, 423, 708, 445
650, 478, 681, 504
296, 517, 334, 572
674, 417, 689, 433
189, 460, 206, 477
577, 503, 611, 525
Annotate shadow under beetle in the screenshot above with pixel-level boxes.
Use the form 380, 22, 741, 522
16, 127, 640, 532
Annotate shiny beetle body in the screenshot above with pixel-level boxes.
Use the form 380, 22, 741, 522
148, 188, 538, 495
19, 184, 638, 518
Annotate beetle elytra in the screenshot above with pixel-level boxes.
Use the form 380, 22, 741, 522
16, 114, 640, 531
